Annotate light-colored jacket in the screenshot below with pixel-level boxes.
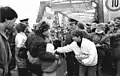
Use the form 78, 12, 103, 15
56, 38, 98, 66
15, 32, 27, 68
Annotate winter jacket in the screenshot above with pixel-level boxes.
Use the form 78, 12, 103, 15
0, 32, 12, 69
89, 33, 110, 59
26, 33, 57, 62
56, 38, 98, 66
108, 28, 120, 60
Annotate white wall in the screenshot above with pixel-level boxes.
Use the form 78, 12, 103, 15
0, 0, 45, 28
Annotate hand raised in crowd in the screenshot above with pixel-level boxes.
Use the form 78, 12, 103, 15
95, 43, 101, 47
57, 58, 62, 65
55, 54, 60, 60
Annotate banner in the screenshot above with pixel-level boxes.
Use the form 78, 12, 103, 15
37, 1, 96, 23
51, 2, 94, 12
62, 11, 95, 22
42, 12, 55, 28
51, 1, 95, 22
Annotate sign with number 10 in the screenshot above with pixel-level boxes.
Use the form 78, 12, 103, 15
105, 0, 120, 11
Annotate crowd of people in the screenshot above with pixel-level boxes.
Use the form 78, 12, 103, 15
1, 6, 120, 76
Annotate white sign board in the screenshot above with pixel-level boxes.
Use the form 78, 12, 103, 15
105, 0, 120, 11
104, 0, 120, 22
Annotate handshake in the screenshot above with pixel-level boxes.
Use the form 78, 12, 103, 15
27, 51, 61, 64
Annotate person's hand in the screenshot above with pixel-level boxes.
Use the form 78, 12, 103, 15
3, 65, 8, 76
0, 68, 3, 76
96, 44, 101, 47
28, 56, 37, 64
55, 54, 60, 60
57, 59, 61, 66
27, 51, 37, 64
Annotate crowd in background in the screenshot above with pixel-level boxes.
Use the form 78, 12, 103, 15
1, 6, 120, 76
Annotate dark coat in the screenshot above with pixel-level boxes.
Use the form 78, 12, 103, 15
90, 33, 111, 59
90, 33, 112, 73
0, 32, 12, 71
108, 28, 120, 60
26, 33, 57, 62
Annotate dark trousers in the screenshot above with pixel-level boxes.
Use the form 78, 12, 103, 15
27, 62, 43, 76
79, 64, 96, 76
5, 62, 15, 76
18, 68, 28, 76
116, 60, 120, 76
66, 52, 79, 76
5, 71, 11, 76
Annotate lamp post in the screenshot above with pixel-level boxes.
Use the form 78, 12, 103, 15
98, 0, 104, 22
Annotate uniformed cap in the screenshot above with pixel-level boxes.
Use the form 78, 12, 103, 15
20, 18, 29, 22
68, 18, 78, 23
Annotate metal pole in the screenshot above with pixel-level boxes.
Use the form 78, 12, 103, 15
98, 0, 104, 22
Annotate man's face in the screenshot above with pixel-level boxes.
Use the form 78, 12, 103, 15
68, 22, 77, 31
115, 19, 120, 26
72, 36, 81, 42
6, 18, 16, 30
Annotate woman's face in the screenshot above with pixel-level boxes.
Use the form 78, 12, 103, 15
95, 27, 104, 34
68, 22, 77, 31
